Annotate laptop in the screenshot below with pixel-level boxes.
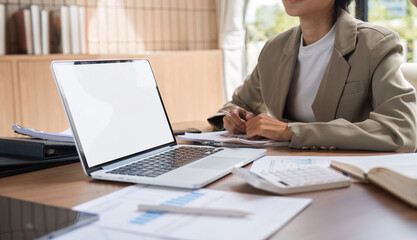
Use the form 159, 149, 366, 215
51, 59, 266, 189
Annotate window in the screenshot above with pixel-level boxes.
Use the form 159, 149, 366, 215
245, 1, 355, 75
245, 0, 416, 76
246, 0, 298, 74
366, 0, 417, 62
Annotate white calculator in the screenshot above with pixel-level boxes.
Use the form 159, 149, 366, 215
232, 166, 350, 195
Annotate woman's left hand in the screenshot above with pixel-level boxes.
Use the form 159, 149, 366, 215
246, 114, 293, 142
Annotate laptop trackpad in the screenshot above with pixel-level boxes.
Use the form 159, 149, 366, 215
189, 157, 243, 170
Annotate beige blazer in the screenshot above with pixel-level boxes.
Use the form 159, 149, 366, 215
209, 10, 417, 152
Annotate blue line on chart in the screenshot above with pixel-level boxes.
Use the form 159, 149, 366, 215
130, 192, 205, 225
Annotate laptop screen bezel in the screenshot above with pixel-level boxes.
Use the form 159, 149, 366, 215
51, 59, 177, 175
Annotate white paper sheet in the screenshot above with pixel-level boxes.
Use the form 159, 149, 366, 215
12, 124, 74, 142
330, 153, 417, 178
56, 224, 166, 240
61, 185, 311, 240
251, 156, 338, 172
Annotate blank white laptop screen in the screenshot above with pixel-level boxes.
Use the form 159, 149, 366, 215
53, 60, 174, 167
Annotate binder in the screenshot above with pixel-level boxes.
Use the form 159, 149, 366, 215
0, 155, 79, 178
0, 137, 79, 178
0, 137, 76, 159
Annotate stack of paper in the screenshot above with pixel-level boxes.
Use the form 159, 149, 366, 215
12, 124, 74, 143
177, 131, 288, 147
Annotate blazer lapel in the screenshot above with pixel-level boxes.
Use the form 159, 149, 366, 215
311, 10, 358, 122
274, 27, 301, 120
312, 51, 351, 121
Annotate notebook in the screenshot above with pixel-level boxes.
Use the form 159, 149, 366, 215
51, 59, 266, 189
331, 154, 417, 208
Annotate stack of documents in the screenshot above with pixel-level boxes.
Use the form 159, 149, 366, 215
0, 125, 77, 178
57, 185, 311, 240
177, 131, 288, 147
12, 124, 74, 142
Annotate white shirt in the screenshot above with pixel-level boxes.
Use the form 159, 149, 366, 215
286, 25, 336, 122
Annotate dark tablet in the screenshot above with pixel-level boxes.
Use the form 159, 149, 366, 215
0, 195, 98, 240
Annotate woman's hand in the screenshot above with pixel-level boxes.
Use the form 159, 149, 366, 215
246, 113, 293, 141
222, 107, 255, 134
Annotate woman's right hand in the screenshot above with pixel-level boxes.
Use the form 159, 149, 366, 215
222, 106, 255, 134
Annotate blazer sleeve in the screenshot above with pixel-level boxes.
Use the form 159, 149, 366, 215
288, 32, 417, 152
207, 49, 268, 130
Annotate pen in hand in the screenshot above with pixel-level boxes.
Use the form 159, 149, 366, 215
220, 110, 247, 123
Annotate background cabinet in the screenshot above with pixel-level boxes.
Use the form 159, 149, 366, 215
0, 50, 223, 137
0, 61, 15, 137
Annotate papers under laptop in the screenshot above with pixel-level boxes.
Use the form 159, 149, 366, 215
51, 59, 266, 189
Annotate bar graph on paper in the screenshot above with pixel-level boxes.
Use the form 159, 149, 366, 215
72, 186, 312, 240
130, 192, 205, 226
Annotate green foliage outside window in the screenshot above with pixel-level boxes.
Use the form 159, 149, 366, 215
368, 0, 417, 62
246, 3, 298, 43
246, 0, 417, 64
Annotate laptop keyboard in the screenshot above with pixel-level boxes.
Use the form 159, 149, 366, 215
106, 146, 223, 178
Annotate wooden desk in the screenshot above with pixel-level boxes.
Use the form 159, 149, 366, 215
0, 123, 416, 239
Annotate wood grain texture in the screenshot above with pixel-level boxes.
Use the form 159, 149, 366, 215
0, 132, 415, 239
126, 51, 223, 123
0, 51, 223, 135
18, 60, 70, 132
0, 61, 16, 137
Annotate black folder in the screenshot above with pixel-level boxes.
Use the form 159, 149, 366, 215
0, 155, 79, 178
0, 137, 76, 159
0, 138, 79, 178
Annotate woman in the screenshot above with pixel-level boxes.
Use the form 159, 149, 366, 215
208, 0, 417, 152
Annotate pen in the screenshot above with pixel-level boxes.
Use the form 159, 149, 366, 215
220, 110, 232, 117
138, 204, 250, 218
220, 110, 247, 123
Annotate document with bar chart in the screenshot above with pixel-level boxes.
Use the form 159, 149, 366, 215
71, 185, 311, 240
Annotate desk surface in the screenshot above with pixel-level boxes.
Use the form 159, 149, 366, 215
0, 122, 416, 240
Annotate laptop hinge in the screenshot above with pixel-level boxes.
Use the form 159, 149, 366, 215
100, 146, 174, 170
